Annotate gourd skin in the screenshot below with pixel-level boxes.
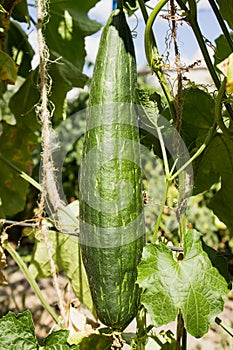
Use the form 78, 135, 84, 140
79, 9, 145, 331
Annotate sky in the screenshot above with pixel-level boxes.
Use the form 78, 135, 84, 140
85, 0, 223, 74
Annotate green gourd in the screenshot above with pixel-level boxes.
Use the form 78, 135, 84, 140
79, 8, 145, 331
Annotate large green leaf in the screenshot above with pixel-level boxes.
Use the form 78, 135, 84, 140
44, 1, 101, 71
216, 0, 233, 30
43, 330, 79, 349
0, 310, 37, 350
0, 116, 37, 216
0, 310, 79, 350
195, 134, 233, 232
79, 334, 112, 350
214, 34, 233, 67
9, 1, 100, 121
179, 88, 215, 151
137, 229, 228, 338
12, 0, 30, 26
9, 61, 87, 121
9, 69, 40, 121
6, 21, 34, 78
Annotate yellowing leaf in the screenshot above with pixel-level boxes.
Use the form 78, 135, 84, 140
217, 53, 233, 93
0, 50, 18, 84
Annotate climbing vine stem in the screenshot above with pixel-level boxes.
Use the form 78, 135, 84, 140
141, 0, 177, 121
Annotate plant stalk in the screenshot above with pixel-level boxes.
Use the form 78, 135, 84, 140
215, 317, 233, 337
170, 121, 217, 181
3, 240, 60, 325
139, 0, 177, 121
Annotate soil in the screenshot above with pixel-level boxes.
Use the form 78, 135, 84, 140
0, 253, 233, 350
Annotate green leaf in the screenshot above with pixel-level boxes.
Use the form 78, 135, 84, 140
12, 0, 30, 26
44, 1, 102, 72
79, 334, 112, 350
0, 50, 18, 84
43, 330, 79, 349
0, 117, 37, 216
6, 21, 35, 77
137, 229, 228, 338
195, 134, 233, 232
0, 310, 38, 350
202, 240, 231, 286
216, 0, 233, 30
179, 88, 215, 151
214, 34, 233, 67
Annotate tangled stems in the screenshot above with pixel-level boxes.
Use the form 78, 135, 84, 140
140, 0, 177, 121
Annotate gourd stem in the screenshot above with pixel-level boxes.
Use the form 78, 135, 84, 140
3, 240, 60, 324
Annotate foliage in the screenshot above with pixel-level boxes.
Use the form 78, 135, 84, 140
137, 229, 228, 338
0, 0, 233, 349
0, 310, 79, 349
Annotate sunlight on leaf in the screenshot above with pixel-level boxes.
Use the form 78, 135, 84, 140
137, 229, 228, 338
0, 4, 7, 14
58, 10, 73, 41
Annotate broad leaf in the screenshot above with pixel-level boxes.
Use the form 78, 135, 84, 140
179, 88, 215, 151
0, 117, 37, 216
44, 1, 101, 71
137, 229, 228, 338
12, 0, 30, 26
79, 334, 112, 350
9, 69, 40, 121
195, 134, 233, 232
6, 21, 34, 78
0, 310, 37, 350
0, 310, 79, 350
214, 34, 233, 67
43, 330, 79, 349
216, 0, 233, 30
